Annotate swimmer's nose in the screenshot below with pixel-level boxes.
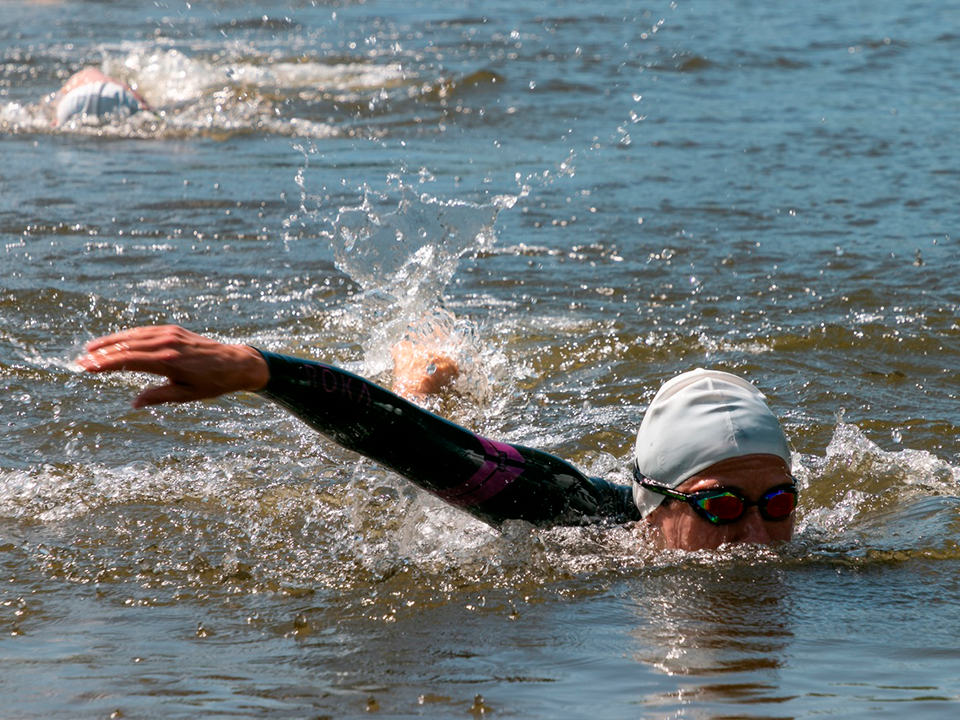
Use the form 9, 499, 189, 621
730, 507, 773, 545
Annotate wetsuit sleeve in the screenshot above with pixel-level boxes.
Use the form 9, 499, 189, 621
253, 350, 640, 528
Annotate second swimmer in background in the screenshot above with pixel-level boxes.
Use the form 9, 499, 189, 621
51, 67, 150, 127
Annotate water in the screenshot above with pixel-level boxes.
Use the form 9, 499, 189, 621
3, 0, 960, 717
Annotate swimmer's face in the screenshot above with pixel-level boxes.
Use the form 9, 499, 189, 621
645, 454, 796, 551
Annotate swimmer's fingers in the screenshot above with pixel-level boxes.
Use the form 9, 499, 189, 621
80, 325, 214, 375
84, 324, 184, 354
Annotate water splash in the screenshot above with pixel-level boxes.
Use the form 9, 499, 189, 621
330, 180, 506, 299
298, 165, 520, 397
796, 418, 960, 560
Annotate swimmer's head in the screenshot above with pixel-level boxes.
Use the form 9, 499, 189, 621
632, 368, 792, 518
56, 81, 142, 127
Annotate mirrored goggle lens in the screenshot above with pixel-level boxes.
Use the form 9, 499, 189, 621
762, 488, 797, 519
698, 493, 744, 521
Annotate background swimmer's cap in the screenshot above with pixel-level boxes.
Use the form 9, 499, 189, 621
632, 368, 792, 518
56, 81, 142, 126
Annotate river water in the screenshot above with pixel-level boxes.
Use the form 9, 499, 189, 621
3, 1, 960, 718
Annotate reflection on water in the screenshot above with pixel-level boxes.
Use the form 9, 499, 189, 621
627, 558, 797, 718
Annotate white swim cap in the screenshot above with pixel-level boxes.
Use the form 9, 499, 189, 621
56, 81, 142, 126
632, 368, 791, 518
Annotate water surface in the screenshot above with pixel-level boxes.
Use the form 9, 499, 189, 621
3, 1, 960, 717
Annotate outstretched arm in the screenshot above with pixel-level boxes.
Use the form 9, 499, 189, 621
77, 325, 638, 527
78, 325, 458, 405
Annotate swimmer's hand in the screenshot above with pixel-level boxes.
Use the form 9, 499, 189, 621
77, 325, 269, 408
390, 340, 460, 397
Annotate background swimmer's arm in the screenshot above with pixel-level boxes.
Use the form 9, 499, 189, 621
256, 350, 640, 527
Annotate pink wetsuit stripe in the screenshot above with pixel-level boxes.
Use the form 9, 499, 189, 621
435, 437, 525, 507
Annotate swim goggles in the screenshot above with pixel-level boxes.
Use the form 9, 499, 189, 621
634, 466, 798, 525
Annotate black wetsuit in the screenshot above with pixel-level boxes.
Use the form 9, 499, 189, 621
255, 350, 640, 528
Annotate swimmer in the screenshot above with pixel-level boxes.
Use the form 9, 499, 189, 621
52, 68, 149, 127
76, 325, 797, 551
